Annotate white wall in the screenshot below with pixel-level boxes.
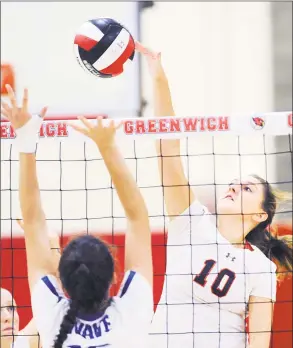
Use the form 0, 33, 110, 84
141, 2, 274, 116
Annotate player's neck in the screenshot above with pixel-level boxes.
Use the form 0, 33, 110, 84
217, 216, 253, 247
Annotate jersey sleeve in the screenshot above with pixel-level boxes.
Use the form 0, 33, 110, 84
31, 275, 68, 346
250, 260, 277, 301
115, 270, 154, 330
167, 199, 208, 237
14, 336, 31, 348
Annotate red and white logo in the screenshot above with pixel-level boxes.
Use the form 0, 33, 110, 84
251, 116, 265, 130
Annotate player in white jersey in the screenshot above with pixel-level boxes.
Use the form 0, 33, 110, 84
1, 223, 61, 348
135, 43, 293, 348
1, 85, 153, 348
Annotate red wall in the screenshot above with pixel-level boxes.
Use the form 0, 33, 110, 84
1, 229, 292, 347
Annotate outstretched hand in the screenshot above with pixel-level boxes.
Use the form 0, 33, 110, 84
69, 116, 121, 150
1, 84, 47, 129
135, 41, 164, 79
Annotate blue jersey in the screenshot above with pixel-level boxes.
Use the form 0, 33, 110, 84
31, 271, 153, 348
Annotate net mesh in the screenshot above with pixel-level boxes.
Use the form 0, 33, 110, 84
1, 129, 292, 347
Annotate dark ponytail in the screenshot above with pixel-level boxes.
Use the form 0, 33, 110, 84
246, 175, 293, 281
54, 235, 115, 347
246, 225, 293, 280
54, 301, 78, 348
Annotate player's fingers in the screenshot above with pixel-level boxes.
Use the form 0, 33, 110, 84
135, 41, 154, 56
39, 106, 48, 119
67, 122, 89, 136
135, 41, 159, 59
5, 84, 17, 109
78, 116, 93, 129
115, 121, 123, 130
22, 88, 29, 112
149, 51, 161, 60
96, 115, 103, 128
1, 102, 11, 119
135, 41, 149, 54
109, 119, 115, 129
1, 101, 11, 113
1, 108, 10, 119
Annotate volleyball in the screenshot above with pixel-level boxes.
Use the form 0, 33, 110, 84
74, 18, 135, 78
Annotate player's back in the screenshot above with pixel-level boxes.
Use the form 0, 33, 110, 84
58, 297, 148, 347
31, 270, 153, 348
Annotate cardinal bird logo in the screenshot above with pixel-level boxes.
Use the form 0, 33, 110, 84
251, 116, 265, 130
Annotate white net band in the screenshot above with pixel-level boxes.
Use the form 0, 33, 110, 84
1, 112, 292, 143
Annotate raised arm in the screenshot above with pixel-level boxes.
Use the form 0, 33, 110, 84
17, 219, 61, 278
136, 42, 195, 220
15, 219, 61, 348
1, 85, 55, 294
70, 117, 152, 286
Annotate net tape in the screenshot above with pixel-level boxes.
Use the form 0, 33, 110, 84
1, 112, 292, 142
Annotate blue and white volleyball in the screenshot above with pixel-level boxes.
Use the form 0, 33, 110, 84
74, 18, 135, 78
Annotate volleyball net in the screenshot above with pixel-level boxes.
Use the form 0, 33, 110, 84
1, 112, 292, 347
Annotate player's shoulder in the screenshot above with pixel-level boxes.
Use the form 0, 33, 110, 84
114, 270, 153, 306
248, 244, 277, 272
168, 200, 211, 239
109, 270, 153, 321
186, 200, 208, 215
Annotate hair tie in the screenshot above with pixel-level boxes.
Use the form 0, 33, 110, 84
75, 263, 90, 275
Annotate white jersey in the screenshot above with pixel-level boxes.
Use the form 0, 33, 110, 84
31, 270, 153, 348
12, 335, 30, 348
150, 200, 277, 348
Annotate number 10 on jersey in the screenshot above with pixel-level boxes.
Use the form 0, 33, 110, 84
194, 259, 236, 298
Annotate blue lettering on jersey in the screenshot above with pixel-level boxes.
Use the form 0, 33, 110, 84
101, 315, 111, 333
71, 315, 111, 339
74, 322, 84, 335
83, 325, 94, 339
92, 322, 102, 337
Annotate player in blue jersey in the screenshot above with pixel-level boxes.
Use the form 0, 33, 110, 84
1, 85, 153, 348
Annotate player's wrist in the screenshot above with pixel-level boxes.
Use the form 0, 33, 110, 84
95, 141, 116, 155
152, 70, 166, 83
15, 114, 42, 153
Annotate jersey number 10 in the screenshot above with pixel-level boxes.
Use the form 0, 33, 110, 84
194, 259, 236, 297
